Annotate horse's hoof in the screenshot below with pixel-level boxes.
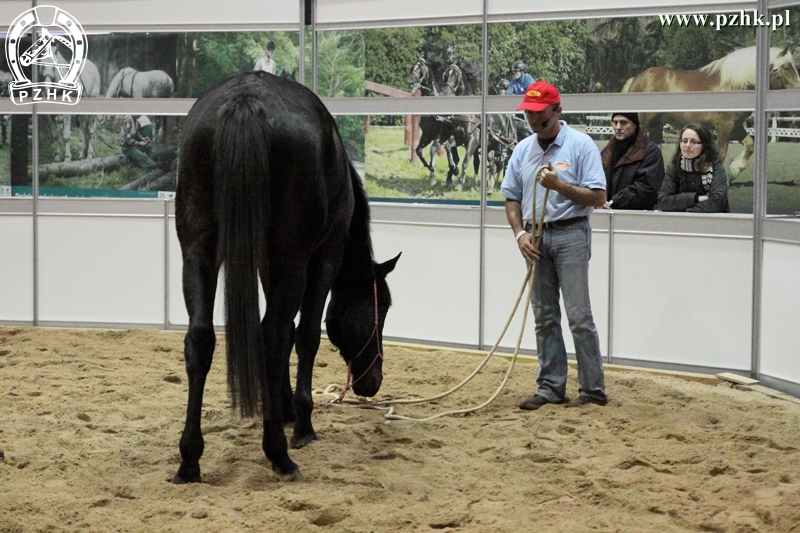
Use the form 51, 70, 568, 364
455, 183, 463, 191
290, 432, 317, 449
171, 471, 201, 485
429, 177, 437, 187
272, 463, 302, 481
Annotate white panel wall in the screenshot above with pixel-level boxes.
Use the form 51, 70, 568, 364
49, 0, 300, 27
317, 0, 483, 25
761, 241, 800, 384
0, 215, 34, 322
0, 1, 32, 25
484, 223, 609, 355
489, 0, 755, 16
167, 217, 226, 328
38, 215, 164, 324
612, 233, 752, 370
371, 222, 481, 346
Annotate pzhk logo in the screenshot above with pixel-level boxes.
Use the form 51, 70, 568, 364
5, 5, 88, 105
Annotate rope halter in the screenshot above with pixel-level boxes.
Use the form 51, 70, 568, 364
333, 279, 382, 403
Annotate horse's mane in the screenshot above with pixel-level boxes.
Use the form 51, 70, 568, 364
699, 46, 794, 90
455, 58, 481, 94
422, 50, 448, 79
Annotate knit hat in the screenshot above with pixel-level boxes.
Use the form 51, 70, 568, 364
612, 112, 640, 127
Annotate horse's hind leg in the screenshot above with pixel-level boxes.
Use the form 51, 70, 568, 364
260, 256, 307, 479
291, 247, 342, 449
172, 231, 218, 484
83, 116, 97, 159
63, 116, 72, 162
280, 323, 296, 425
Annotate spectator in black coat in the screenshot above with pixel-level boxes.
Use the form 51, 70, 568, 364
600, 113, 665, 210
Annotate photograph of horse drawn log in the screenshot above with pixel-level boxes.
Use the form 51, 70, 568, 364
1, 30, 309, 197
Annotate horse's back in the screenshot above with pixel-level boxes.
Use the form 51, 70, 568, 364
81, 59, 101, 98
627, 66, 721, 93
179, 72, 352, 246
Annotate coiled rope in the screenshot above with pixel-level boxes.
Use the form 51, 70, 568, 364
317, 164, 551, 421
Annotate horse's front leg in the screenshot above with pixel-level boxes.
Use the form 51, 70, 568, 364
172, 245, 218, 484
427, 140, 439, 186
291, 248, 342, 449
446, 139, 459, 186
729, 135, 753, 180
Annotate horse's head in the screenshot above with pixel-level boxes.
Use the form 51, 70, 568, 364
770, 47, 800, 90
325, 253, 401, 397
277, 68, 297, 82
408, 56, 430, 95
441, 64, 463, 97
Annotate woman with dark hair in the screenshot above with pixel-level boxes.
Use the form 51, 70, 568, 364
657, 123, 729, 212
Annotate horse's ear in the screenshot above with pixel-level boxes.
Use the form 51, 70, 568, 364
375, 252, 401, 278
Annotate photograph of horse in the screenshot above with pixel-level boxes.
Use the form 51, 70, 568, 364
174, 70, 400, 482
408, 52, 485, 190
106, 67, 175, 140
40, 46, 102, 162
485, 112, 518, 193
621, 45, 800, 179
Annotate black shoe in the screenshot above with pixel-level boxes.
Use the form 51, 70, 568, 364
518, 394, 564, 410
570, 395, 608, 407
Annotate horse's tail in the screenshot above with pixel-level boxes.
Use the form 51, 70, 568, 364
105, 70, 122, 98
620, 77, 634, 93
213, 93, 271, 418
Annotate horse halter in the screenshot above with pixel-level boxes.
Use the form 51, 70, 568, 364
334, 279, 383, 402
442, 63, 464, 96
410, 58, 438, 96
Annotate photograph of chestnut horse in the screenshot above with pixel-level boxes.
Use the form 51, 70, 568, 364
621, 45, 800, 179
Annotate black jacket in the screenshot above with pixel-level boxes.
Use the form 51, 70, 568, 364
657, 158, 729, 213
600, 131, 665, 210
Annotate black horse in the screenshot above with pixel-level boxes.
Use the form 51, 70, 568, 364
173, 71, 400, 482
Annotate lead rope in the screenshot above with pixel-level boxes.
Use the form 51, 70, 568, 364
318, 165, 550, 421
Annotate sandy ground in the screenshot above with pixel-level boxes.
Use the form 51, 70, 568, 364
1, 326, 799, 533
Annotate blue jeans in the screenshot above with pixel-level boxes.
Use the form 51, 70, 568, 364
530, 219, 606, 402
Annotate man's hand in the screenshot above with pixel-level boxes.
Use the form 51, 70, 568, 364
602, 199, 613, 209
698, 195, 708, 203
536, 161, 559, 190
517, 233, 540, 263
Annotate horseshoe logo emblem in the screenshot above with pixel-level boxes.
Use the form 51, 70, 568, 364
5, 5, 87, 105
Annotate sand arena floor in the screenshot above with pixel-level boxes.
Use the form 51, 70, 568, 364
1, 326, 799, 532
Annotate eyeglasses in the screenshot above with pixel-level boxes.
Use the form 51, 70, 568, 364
680, 139, 702, 146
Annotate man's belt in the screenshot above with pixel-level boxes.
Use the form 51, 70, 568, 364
524, 216, 588, 232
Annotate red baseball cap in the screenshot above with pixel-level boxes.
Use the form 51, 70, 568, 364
516, 81, 560, 112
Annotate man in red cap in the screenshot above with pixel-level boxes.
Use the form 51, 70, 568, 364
500, 81, 609, 410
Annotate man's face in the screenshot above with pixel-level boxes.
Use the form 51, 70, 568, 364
611, 116, 637, 141
265, 48, 274, 59
512, 69, 522, 80
525, 104, 560, 137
